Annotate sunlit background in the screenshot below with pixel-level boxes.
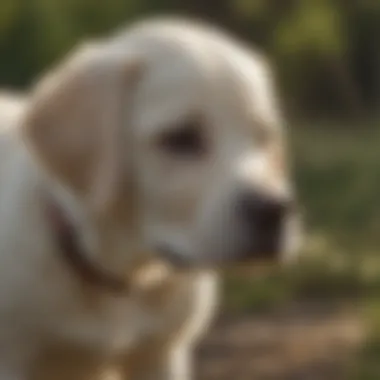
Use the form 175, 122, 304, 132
1, 1, 380, 379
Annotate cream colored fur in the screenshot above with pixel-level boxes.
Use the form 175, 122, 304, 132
0, 17, 299, 380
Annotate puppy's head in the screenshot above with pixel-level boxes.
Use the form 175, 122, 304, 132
22, 18, 302, 273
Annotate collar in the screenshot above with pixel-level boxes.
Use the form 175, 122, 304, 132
45, 197, 129, 294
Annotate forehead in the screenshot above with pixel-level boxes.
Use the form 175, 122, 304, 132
131, 49, 207, 136
129, 26, 281, 137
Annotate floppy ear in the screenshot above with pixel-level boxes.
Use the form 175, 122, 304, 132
22, 42, 142, 218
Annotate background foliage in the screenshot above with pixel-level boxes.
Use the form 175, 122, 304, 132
0, 0, 380, 119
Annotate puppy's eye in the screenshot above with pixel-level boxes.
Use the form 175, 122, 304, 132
158, 121, 205, 157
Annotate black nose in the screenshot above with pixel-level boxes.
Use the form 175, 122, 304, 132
237, 189, 294, 256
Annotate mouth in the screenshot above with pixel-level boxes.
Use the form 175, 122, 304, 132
228, 260, 280, 278
156, 244, 283, 272
156, 245, 194, 269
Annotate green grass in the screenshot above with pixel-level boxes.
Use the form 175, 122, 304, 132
223, 122, 380, 378
292, 126, 380, 238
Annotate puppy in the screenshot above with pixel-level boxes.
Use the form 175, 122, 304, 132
0, 17, 300, 380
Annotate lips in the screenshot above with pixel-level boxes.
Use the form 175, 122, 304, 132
156, 245, 192, 268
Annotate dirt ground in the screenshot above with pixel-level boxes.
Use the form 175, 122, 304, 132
196, 301, 365, 380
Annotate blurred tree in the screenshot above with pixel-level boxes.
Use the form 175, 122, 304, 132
0, 0, 377, 120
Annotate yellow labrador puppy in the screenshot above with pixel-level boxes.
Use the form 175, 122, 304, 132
0, 17, 300, 380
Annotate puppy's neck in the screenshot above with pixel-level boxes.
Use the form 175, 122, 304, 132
48, 183, 98, 260
44, 182, 141, 293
